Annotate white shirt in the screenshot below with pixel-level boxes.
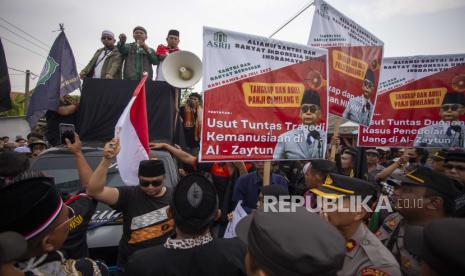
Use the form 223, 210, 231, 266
93, 49, 110, 78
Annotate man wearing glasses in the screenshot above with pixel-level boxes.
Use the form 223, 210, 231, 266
342, 69, 375, 126
273, 89, 326, 159
79, 30, 123, 79
86, 139, 174, 274
414, 92, 465, 147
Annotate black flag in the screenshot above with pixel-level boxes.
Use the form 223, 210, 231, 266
0, 38, 12, 112
26, 31, 80, 127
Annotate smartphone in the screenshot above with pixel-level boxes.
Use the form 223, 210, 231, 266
59, 123, 75, 144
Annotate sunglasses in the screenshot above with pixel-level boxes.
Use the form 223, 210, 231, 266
140, 179, 163, 187
363, 79, 374, 89
443, 163, 465, 172
53, 205, 76, 231
301, 104, 319, 113
101, 36, 114, 41
441, 104, 462, 112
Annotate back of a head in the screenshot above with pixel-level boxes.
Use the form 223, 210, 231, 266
0, 177, 63, 243
0, 151, 30, 177
170, 174, 219, 235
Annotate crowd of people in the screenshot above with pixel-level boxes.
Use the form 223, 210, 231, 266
1, 24, 465, 276
1, 125, 465, 276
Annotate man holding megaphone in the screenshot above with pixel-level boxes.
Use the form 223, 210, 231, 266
155, 29, 180, 82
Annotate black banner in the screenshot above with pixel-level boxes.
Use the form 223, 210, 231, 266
77, 79, 177, 143
0, 38, 12, 112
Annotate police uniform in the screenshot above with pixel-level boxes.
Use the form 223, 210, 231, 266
342, 96, 373, 126
376, 212, 420, 276
311, 174, 401, 276
404, 218, 465, 275
379, 167, 463, 275
341, 223, 401, 276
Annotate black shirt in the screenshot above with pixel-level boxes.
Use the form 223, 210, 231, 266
127, 237, 246, 276
61, 193, 97, 259
113, 185, 173, 269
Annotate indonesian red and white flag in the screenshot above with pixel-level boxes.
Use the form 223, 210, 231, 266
116, 75, 150, 185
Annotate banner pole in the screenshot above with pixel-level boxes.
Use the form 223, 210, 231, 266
263, 161, 271, 186
330, 117, 341, 161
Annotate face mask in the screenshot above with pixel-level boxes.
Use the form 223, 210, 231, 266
408, 157, 417, 163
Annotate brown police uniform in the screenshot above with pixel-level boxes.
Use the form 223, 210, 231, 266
311, 174, 401, 276
376, 212, 420, 276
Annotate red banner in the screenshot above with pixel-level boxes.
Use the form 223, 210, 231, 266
358, 55, 465, 148
201, 27, 328, 161
308, 0, 384, 126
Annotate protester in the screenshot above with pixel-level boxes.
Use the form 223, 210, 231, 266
0, 177, 108, 275
444, 149, 465, 190
232, 161, 288, 214
155, 29, 180, 82
377, 167, 461, 275
28, 139, 47, 157
179, 92, 203, 154
86, 139, 173, 273
404, 218, 465, 275
1, 136, 9, 143
414, 92, 465, 147
118, 26, 158, 80
273, 89, 326, 159
150, 142, 249, 236
127, 174, 246, 276
339, 148, 356, 177
0, 151, 30, 187
236, 206, 346, 276
60, 133, 98, 259
301, 159, 336, 208
45, 95, 79, 146
26, 132, 44, 144
79, 30, 123, 79
366, 148, 385, 183
312, 174, 401, 276
15, 136, 26, 147
342, 69, 375, 125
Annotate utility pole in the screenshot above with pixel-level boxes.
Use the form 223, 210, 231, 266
24, 69, 30, 114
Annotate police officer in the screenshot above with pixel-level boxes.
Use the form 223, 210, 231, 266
376, 167, 461, 275
404, 218, 465, 275
236, 206, 346, 276
311, 173, 401, 276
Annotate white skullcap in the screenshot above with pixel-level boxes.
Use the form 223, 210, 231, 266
101, 30, 115, 39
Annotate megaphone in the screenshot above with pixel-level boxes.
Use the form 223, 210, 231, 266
162, 51, 202, 88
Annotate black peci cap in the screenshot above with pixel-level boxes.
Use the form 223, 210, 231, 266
442, 92, 465, 106
167, 29, 179, 37
0, 177, 63, 240
138, 160, 165, 177
170, 174, 218, 227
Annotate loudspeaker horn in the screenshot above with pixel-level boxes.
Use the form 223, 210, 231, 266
162, 51, 202, 88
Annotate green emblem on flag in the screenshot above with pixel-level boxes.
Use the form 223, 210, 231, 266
37, 56, 59, 85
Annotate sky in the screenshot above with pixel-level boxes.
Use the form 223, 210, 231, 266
1, 0, 465, 93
